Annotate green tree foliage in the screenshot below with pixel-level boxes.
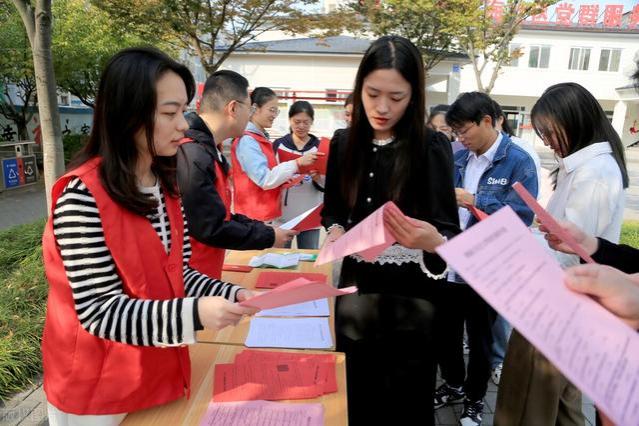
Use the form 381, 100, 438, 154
352, 0, 475, 74
52, 0, 172, 108
0, 0, 37, 140
93, 0, 353, 75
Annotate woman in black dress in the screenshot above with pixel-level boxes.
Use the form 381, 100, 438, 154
321, 35, 460, 425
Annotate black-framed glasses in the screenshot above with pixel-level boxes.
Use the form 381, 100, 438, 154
452, 123, 477, 139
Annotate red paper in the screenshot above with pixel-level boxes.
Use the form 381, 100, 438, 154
222, 264, 253, 273
235, 350, 337, 394
277, 138, 330, 175
280, 203, 323, 232
469, 205, 489, 221
512, 182, 596, 264
213, 360, 322, 402
212, 350, 337, 401
255, 271, 328, 289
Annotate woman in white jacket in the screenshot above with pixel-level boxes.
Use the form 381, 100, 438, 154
495, 82, 628, 426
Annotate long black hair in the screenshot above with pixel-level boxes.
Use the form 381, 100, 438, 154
531, 82, 628, 188
70, 47, 195, 215
491, 100, 514, 136
342, 35, 426, 208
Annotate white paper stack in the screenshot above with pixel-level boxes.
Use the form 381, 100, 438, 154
245, 317, 333, 349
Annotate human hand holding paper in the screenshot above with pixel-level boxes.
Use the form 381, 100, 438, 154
316, 201, 399, 265
279, 138, 330, 175
538, 219, 599, 257
383, 203, 445, 253
565, 265, 639, 330
512, 182, 595, 263
199, 296, 259, 330
436, 206, 639, 425
239, 277, 357, 310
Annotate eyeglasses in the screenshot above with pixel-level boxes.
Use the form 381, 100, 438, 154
452, 123, 476, 139
267, 107, 280, 116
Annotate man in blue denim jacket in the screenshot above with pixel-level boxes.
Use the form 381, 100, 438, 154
432, 92, 538, 426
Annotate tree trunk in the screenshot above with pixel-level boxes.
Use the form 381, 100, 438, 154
13, 0, 65, 210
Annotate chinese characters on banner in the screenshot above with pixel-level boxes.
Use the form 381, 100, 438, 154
487, 1, 639, 29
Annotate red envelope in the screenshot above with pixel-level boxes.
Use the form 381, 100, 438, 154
255, 271, 328, 289
277, 137, 330, 175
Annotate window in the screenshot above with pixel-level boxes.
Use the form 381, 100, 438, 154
598, 48, 621, 72
568, 47, 591, 70
507, 44, 521, 67
528, 45, 550, 68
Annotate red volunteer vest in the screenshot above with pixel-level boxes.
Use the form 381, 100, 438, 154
230, 130, 282, 221
180, 137, 230, 279
41, 157, 191, 415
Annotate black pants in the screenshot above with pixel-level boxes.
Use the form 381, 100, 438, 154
336, 292, 437, 426
435, 283, 496, 402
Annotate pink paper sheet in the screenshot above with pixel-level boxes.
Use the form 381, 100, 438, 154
316, 201, 399, 265
512, 182, 595, 263
200, 400, 324, 426
239, 277, 357, 310
436, 206, 639, 425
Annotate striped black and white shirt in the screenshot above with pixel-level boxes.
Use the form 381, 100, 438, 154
52, 177, 242, 347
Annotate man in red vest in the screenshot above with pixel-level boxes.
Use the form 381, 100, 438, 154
176, 71, 297, 279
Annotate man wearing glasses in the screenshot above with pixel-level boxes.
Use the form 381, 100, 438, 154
432, 91, 539, 426
176, 71, 295, 281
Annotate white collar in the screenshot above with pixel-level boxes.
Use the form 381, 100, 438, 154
560, 142, 612, 173
467, 131, 503, 162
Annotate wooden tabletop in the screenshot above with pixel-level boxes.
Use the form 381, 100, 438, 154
197, 249, 336, 349
122, 343, 348, 426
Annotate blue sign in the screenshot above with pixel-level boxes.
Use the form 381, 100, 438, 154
2, 158, 19, 188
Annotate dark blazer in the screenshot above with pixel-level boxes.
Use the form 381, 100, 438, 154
176, 114, 274, 250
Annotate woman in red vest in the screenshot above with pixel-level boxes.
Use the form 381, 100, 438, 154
230, 87, 318, 222
41, 47, 258, 425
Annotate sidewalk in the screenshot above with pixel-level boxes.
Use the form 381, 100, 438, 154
0, 378, 47, 426
434, 372, 597, 425
0, 180, 47, 231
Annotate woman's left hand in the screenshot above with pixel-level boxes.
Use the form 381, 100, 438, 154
383, 204, 445, 253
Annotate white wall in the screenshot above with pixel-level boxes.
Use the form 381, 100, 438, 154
460, 29, 639, 101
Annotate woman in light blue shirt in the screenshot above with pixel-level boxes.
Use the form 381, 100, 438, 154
232, 87, 317, 222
